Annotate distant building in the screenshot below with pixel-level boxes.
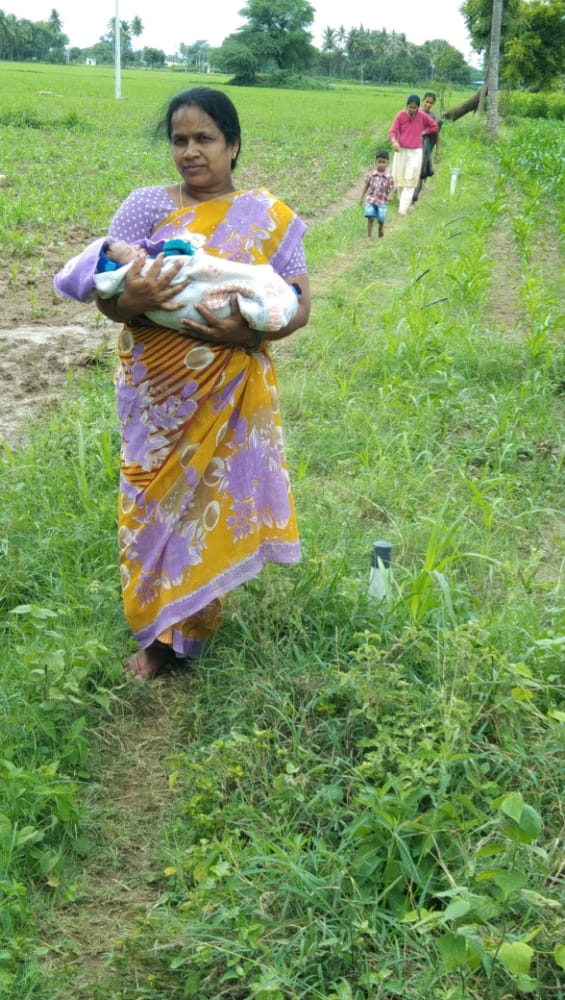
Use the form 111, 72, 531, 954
85, 58, 97, 66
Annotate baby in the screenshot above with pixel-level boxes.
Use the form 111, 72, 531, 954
54, 236, 300, 333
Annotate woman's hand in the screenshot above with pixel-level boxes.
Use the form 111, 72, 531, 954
116, 253, 191, 317
179, 294, 258, 349
179, 273, 311, 350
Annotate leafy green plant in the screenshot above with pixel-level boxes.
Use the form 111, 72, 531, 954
406, 792, 564, 998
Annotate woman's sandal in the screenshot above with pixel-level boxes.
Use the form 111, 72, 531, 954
123, 641, 174, 681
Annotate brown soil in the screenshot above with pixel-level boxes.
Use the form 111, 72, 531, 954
0, 234, 118, 446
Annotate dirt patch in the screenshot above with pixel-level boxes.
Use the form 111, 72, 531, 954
41, 671, 194, 994
486, 220, 526, 334
0, 233, 119, 446
0, 322, 116, 447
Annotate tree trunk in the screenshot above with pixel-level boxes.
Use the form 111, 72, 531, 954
443, 84, 487, 122
486, 0, 503, 136
478, 57, 489, 114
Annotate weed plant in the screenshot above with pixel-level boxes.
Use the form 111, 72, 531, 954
0, 67, 564, 998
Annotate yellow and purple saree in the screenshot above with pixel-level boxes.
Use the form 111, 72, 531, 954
113, 188, 305, 657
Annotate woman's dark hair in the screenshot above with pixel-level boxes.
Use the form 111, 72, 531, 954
158, 87, 241, 169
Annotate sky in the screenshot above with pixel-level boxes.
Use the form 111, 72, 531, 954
13, 0, 475, 62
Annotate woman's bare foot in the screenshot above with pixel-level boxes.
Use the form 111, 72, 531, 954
123, 641, 174, 680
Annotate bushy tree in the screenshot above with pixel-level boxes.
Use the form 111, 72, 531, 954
429, 40, 472, 85
461, 0, 521, 53
216, 36, 259, 82
142, 46, 165, 67
504, 0, 565, 89
0, 8, 67, 62
216, 0, 314, 79
463, 0, 565, 91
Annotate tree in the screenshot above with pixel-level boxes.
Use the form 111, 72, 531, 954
421, 39, 472, 85
142, 46, 165, 67
182, 39, 210, 69
87, 39, 114, 64
486, 0, 503, 136
447, 0, 565, 125
461, 0, 521, 54
462, 0, 565, 91
321, 26, 341, 77
0, 11, 18, 59
504, 0, 565, 90
236, 0, 315, 69
130, 16, 143, 40
239, 0, 314, 35
216, 36, 259, 82
346, 26, 374, 83
103, 19, 133, 65
48, 9, 62, 32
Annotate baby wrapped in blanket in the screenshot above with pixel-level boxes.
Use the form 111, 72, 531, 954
54, 236, 299, 333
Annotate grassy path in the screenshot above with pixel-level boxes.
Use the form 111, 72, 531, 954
5, 117, 565, 999
38, 175, 446, 996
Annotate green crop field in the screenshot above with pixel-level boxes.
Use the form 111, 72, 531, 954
0, 61, 564, 1000
0, 63, 409, 244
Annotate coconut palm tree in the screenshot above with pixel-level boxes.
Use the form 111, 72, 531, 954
48, 9, 62, 32
486, 0, 503, 136
321, 27, 337, 76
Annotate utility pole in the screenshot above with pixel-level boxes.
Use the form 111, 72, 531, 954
114, 0, 122, 99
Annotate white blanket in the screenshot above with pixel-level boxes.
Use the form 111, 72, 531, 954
94, 249, 298, 333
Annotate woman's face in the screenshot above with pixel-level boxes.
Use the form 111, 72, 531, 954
170, 104, 240, 198
407, 101, 419, 118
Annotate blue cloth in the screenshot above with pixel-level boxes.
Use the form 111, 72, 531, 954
364, 203, 388, 223
162, 238, 195, 257
97, 248, 121, 272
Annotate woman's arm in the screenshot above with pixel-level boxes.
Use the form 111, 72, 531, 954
177, 273, 311, 350
96, 253, 190, 324
389, 111, 403, 151
265, 274, 311, 342
421, 111, 439, 136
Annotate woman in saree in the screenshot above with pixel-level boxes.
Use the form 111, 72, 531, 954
95, 87, 311, 679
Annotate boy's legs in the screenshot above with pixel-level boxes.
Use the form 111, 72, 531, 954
377, 204, 387, 237
364, 201, 377, 238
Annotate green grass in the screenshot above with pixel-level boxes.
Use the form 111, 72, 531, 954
1, 65, 564, 999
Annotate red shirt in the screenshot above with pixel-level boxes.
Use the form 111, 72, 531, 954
389, 109, 439, 149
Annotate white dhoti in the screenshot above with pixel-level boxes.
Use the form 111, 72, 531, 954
392, 148, 423, 215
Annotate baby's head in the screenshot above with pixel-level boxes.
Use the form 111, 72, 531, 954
106, 240, 142, 264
